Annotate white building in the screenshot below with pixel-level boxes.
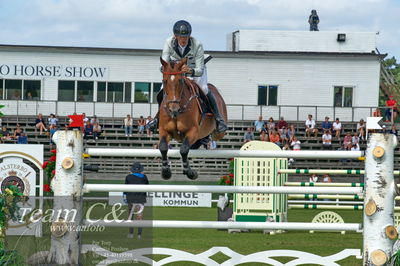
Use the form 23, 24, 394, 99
0, 30, 381, 121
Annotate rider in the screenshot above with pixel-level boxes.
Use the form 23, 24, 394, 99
148, 20, 228, 133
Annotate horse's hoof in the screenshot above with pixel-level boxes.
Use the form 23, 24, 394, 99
186, 169, 198, 180
162, 167, 172, 180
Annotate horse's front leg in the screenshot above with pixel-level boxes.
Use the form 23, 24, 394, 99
159, 135, 172, 180
181, 132, 199, 180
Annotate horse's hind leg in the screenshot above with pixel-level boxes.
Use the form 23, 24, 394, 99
181, 138, 198, 180
159, 136, 172, 180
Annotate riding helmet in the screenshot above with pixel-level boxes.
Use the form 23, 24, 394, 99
173, 20, 192, 37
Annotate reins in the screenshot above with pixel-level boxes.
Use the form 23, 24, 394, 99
161, 71, 202, 117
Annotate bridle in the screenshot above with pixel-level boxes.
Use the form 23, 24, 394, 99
162, 70, 198, 117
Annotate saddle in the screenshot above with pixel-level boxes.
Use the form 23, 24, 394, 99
184, 79, 212, 117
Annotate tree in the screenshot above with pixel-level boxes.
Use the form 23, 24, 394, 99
382, 56, 400, 84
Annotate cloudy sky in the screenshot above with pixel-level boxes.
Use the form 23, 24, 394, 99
0, 0, 399, 59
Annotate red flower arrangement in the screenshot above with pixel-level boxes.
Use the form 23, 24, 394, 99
42, 149, 56, 195
218, 160, 234, 186
43, 184, 52, 193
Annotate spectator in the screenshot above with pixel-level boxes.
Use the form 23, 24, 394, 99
321, 117, 332, 131
84, 122, 94, 140
352, 132, 359, 147
277, 117, 288, 135
259, 130, 269, 142
93, 122, 102, 141
266, 117, 275, 136
390, 124, 398, 136
90, 115, 98, 125
124, 114, 133, 137
124, 162, 149, 239
322, 174, 332, 183
309, 174, 318, 183
280, 128, 289, 146
13, 124, 23, 140
351, 143, 360, 151
270, 130, 281, 146
243, 127, 254, 143
35, 113, 47, 135
145, 116, 153, 137
305, 114, 318, 138
343, 132, 352, 150
1, 126, 11, 141
322, 130, 332, 150
385, 95, 397, 122
357, 119, 366, 141
48, 114, 58, 130
254, 116, 265, 133
49, 125, 58, 146
82, 112, 89, 125
17, 132, 28, 144
138, 116, 146, 135
290, 136, 301, 151
288, 124, 296, 142
332, 118, 342, 140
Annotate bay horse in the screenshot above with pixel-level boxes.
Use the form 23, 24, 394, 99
159, 57, 227, 180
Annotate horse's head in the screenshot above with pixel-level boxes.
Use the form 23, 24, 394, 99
160, 57, 188, 118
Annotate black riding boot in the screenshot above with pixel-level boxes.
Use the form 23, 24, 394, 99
147, 90, 163, 130
207, 91, 228, 133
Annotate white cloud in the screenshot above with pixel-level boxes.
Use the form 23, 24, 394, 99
0, 0, 398, 58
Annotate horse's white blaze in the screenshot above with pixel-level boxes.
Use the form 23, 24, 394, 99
170, 75, 175, 81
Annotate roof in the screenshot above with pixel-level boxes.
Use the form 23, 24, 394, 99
0, 43, 384, 59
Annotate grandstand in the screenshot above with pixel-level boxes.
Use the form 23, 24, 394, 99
2, 114, 392, 183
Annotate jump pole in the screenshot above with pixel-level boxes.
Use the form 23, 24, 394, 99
84, 220, 361, 232
285, 182, 364, 187
86, 148, 364, 159
83, 184, 362, 195
280, 169, 400, 175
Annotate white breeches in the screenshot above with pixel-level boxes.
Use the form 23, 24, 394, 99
192, 66, 209, 95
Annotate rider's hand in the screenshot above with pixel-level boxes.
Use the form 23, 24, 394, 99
181, 65, 191, 73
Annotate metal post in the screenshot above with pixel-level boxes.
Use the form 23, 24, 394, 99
48, 130, 83, 265
363, 133, 398, 265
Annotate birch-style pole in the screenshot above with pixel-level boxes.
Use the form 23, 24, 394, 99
48, 130, 83, 265
363, 133, 398, 265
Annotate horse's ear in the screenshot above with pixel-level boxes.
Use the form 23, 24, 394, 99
160, 57, 168, 68
176, 57, 188, 69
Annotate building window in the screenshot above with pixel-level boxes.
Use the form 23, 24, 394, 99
125, 82, 132, 103
24, 80, 41, 100
135, 82, 150, 103
107, 82, 123, 103
334, 86, 353, 107
258, 85, 278, 106
58, 80, 75, 101
153, 82, 162, 103
77, 81, 94, 102
5, 79, 22, 100
97, 82, 106, 102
